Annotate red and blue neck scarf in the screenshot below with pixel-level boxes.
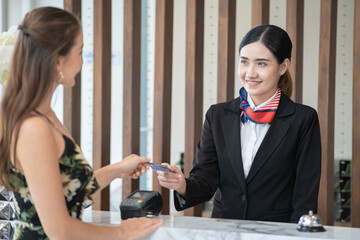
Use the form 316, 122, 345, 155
239, 87, 281, 124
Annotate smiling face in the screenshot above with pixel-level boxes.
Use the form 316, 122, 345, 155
238, 41, 289, 106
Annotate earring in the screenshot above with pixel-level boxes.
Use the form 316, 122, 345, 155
59, 71, 64, 83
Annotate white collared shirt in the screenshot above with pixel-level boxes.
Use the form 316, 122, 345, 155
240, 91, 278, 178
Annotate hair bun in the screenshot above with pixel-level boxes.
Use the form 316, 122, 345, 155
18, 25, 29, 36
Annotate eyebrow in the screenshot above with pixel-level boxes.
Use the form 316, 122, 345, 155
240, 56, 270, 62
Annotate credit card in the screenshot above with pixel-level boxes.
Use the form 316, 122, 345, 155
147, 162, 173, 173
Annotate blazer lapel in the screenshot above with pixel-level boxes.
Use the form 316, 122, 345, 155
222, 98, 247, 193
245, 93, 294, 184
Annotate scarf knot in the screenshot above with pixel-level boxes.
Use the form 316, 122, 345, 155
239, 87, 281, 124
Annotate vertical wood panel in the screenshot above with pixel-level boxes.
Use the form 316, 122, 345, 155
217, 0, 236, 103
92, 0, 111, 210
317, 0, 337, 226
63, 0, 81, 144
152, 0, 174, 215
184, 0, 204, 217
251, 0, 269, 28
122, 0, 141, 200
286, 0, 304, 103
352, 0, 360, 228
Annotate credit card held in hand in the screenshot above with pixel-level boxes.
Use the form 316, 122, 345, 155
147, 162, 173, 173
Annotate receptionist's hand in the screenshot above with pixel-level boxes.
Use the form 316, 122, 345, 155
156, 163, 187, 197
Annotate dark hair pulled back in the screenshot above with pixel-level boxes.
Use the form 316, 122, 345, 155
239, 24, 293, 97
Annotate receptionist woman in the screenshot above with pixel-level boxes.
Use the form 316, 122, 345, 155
157, 24, 322, 223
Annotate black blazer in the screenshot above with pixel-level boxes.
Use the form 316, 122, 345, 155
174, 93, 321, 223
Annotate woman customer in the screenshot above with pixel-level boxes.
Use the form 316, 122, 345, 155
0, 7, 161, 239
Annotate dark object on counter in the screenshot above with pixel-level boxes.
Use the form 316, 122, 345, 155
297, 211, 326, 232
120, 190, 163, 220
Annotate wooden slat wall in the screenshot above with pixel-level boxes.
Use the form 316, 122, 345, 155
122, 0, 141, 200
63, 0, 81, 144
317, 0, 337, 226
184, 0, 204, 217
352, 0, 360, 228
92, 0, 111, 210
286, 0, 304, 103
152, 0, 174, 215
251, 0, 269, 27
68, 0, 360, 222
217, 0, 236, 103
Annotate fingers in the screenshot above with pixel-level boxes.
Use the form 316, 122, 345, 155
120, 217, 162, 239
123, 155, 151, 179
131, 174, 139, 179
157, 168, 184, 191
137, 156, 151, 164
136, 218, 163, 238
142, 219, 163, 234
156, 163, 181, 174
156, 164, 183, 179
157, 173, 182, 182
131, 163, 149, 178
124, 154, 151, 166
138, 217, 163, 228
141, 162, 150, 170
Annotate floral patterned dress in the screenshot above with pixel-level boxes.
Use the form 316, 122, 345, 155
9, 135, 99, 240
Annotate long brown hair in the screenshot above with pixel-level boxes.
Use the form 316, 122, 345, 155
0, 7, 81, 189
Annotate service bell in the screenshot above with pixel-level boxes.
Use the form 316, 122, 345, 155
297, 210, 326, 232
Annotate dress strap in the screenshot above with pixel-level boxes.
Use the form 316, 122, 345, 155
32, 109, 63, 135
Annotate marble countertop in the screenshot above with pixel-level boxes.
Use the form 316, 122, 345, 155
82, 210, 360, 240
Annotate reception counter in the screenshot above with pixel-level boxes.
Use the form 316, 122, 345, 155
82, 210, 360, 240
